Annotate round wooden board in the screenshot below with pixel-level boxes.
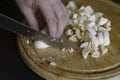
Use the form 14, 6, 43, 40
17, 0, 120, 80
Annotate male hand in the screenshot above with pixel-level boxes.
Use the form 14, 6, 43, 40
15, 0, 68, 38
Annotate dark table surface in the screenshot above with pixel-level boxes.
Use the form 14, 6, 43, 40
0, 0, 120, 80
0, 0, 44, 80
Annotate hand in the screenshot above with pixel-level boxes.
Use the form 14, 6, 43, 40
15, 0, 68, 38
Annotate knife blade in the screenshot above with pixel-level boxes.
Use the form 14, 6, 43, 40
0, 13, 73, 49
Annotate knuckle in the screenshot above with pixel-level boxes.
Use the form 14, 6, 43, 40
57, 12, 64, 18
58, 11, 69, 20
48, 17, 57, 24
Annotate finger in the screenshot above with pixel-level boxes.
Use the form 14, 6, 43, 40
52, 0, 69, 38
37, 0, 57, 38
58, 0, 69, 24
23, 8, 39, 31
58, 1, 69, 33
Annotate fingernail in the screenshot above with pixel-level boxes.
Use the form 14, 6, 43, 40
31, 25, 39, 32
55, 31, 62, 39
50, 32, 57, 38
48, 25, 57, 38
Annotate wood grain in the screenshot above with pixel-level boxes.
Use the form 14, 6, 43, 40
17, 0, 120, 80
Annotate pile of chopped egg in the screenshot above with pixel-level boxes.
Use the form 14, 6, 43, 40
65, 1, 111, 59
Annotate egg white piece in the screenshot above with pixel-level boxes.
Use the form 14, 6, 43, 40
84, 5, 94, 17
50, 62, 57, 67
105, 21, 111, 28
73, 13, 78, 18
65, 29, 73, 36
89, 15, 96, 22
80, 42, 89, 48
98, 17, 108, 25
73, 19, 79, 25
86, 27, 96, 35
86, 22, 96, 28
34, 41, 49, 49
79, 5, 85, 10
68, 1, 77, 10
101, 47, 108, 55
91, 50, 100, 58
97, 32, 104, 46
90, 35, 99, 50
103, 31, 110, 46
75, 29, 81, 39
82, 47, 90, 59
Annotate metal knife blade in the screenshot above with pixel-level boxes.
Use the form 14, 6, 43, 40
0, 13, 73, 49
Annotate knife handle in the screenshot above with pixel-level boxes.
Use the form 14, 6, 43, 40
0, 13, 37, 37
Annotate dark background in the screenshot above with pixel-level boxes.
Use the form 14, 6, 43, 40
0, 0, 44, 80
0, 0, 120, 80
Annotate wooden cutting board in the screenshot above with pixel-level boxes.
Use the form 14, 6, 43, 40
17, 0, 120, 80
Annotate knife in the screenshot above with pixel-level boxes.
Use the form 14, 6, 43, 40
0, 13, 73, 49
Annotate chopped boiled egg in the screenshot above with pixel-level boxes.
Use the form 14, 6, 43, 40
89, 15, 96, 22
65, 29, 73, 36
91, 50, 100, 58
64, 1, 111, 59
67, 1, 77, 10
73, 13, 78, 18
34, 41, 49, 49
50, 62, 57, 67
84, 5, 94, 17
82, 47, 90, 59
97, 32, 104, 46
103, 31, 110, 46
80, 42, 89, 48
86, 27, 96, 35
98, 17, 108, 25
75, 29, 81, 39
68, 35, 78, 42
86, 21, 96, 28
79, 5, 85, 10
101, 46, 108, 55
